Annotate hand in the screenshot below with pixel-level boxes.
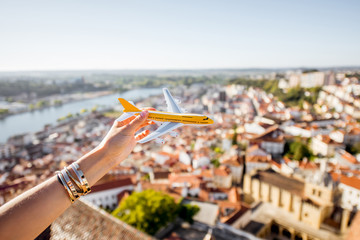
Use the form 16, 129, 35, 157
100, 108, 155, 164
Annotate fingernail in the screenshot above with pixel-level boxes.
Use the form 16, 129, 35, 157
140, 111, 148, 118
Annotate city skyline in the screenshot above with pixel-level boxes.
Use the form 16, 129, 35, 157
1, 0, 360, 71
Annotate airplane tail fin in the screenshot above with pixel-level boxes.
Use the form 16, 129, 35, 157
118, 98, 141, 112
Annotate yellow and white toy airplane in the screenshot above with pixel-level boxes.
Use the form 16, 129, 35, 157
117, 88, 214, 144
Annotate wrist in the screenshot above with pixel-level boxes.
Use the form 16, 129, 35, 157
76, 143, 111, 187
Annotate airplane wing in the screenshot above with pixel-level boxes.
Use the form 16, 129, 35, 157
137, 122, 183, 143
163, 88, 183, 113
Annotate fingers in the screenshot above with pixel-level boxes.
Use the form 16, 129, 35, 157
128, 111, 149, 132
141, 107, 156, 111
115, 115, 136, 127
115, 107, 154, 130
135, 129, 150, 141
136, 120, 155, 132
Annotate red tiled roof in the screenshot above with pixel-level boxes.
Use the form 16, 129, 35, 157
331, 172, 360, 190
213, 166, 231, 177
169, 174, 201, 187
348, 127, 360, 135
271, 161, 281, 169
341, 151, 359, 164
51, 199, 154, 240
299, 161, 318, 170
91, 178, 133, 193
222, 159, 241, 167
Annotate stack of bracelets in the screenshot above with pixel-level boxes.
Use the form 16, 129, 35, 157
56, 162, 91, 203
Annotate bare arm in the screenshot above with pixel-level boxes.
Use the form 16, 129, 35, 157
0, 110, 151, 240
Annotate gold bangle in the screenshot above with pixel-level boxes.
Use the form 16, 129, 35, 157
61, 168, 80, 200
57, 172, 75, 203
64, 167, 84, 194
71, 162, 91, 194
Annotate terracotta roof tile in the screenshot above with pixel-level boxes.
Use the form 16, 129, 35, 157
340, 151, 359, 164
91, 178, 133, 193
51, 199, 154, 240
331, 172, 360, 190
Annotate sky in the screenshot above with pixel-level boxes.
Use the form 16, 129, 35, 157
0, 0, 359, 71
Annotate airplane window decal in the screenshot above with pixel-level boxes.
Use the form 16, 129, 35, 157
203, 117, 209, 120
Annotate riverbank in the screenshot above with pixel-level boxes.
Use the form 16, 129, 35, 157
0, 88, 162, 143
0, 90, 115, 120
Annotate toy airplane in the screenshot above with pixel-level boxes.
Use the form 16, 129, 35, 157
116, 88, 214, 144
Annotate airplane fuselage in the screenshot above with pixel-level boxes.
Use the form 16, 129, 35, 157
133, 111, 214, 125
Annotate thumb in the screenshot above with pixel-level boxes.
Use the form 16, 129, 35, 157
128, 111, 149, 132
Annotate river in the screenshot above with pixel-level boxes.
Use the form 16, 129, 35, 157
0, 88, 162, 143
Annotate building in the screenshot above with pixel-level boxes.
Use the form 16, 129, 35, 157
245, 145, 272, 173
83, 178, 134, 210
311, 135, 344, 157
249, 125, 285, 156
243, 169, 343, 230
331, 172, 360, 211
50, 199, 153, 240
300, 72, 325, 88
333, 149, 360, 170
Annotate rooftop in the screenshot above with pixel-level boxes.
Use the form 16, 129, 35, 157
252, 169, 304, 197
51, 199, 154, 240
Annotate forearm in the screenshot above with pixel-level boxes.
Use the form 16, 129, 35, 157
0, 176, 71, 240
0, 111, 149, 240
0, 144, 113, 240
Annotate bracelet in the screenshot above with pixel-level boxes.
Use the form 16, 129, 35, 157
56, 162, 91, 203
71, 162, 91, 194
64, 167, 84, 194
57, 171, 75, 203
61, 168, 80, 200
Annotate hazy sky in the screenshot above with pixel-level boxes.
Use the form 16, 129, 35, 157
0, 0, 359, 71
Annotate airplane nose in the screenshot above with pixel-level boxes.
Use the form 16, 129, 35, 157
208, 118, 214, 124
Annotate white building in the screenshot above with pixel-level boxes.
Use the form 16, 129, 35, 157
300, 72, 325, 88
332, 173, 360, 211
284, 124, 312, 138
193, 156, 210, 169
311, 135, 344, 157
333, 149, 360, 170
83, 178, 134, 210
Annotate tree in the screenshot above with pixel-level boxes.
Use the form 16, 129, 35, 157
285, 140, 313, 161
347, 142, 360, 155
293, 144, 310, 160
0, 109, 9, 115
112, 190, 179, 235
178, 204, 200, 224
232, 124, 238, 145
211, 158, 220, 168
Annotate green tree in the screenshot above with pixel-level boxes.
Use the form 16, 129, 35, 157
211, 159, 221, 168
232, 124, 238, 145
112, 190, 180, 235
0, 109, 9, 115
347, 142, 360, 155
54, 99, 63, 105
36, 100, 49, 108
285, 140, 313, 161
293, 144, 310, 160
178, 204, 200, 224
